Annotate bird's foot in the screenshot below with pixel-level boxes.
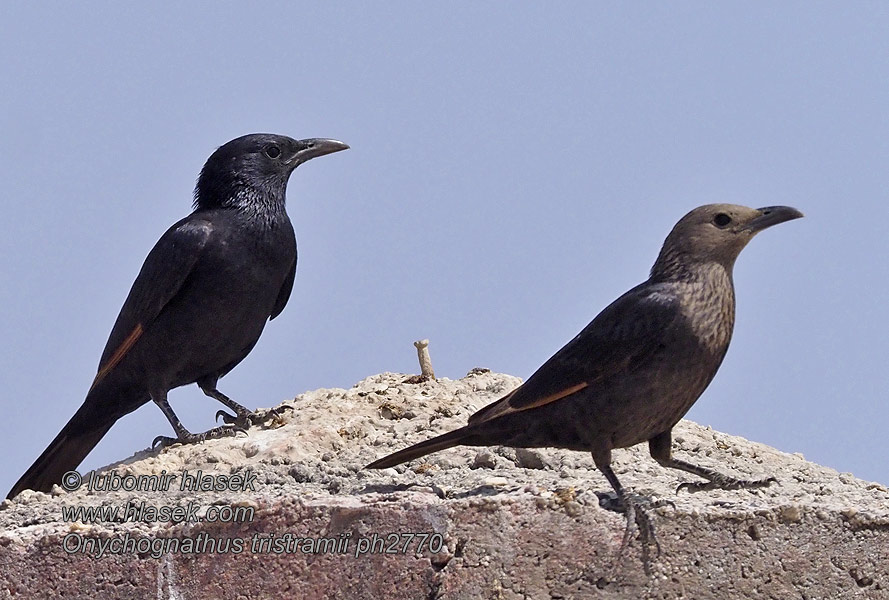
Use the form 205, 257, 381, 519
599, 491, 673, 513
619, 494, 661, 575
215, 404, 292, 429
677, 475, 777, 494
152, 425, 248, 449
598, 493, 664, 574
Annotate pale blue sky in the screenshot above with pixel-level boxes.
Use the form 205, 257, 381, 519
1, 3, 887, 493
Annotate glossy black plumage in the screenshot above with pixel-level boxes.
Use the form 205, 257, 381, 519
9, 134, 348, 498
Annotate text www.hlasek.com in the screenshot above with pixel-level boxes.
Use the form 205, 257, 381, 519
61, 500, 252, 524
58, 467, 445, 559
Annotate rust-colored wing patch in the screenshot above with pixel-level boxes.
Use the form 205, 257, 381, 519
469, 381, 589, 425
468, 388, 518, 425
515, 381, 589, 411
90, 324, 143, 390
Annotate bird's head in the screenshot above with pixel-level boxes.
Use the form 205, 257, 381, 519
194, 133, 349, 210
652, 203, 803, 278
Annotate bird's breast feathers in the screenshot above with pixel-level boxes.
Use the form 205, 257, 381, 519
669, 278, 735, 355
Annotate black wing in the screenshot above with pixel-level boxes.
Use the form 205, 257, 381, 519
270, 252, 296, 320
92, 216, 213, 387
469, 281, 681, 425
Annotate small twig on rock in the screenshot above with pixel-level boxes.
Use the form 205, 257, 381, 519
403, 339, 435, 384
415, 339, 435, 379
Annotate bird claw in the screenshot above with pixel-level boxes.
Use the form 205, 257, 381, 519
248, 406, 291, 428
151, 425, 247, 449
152, 435, 178, 449
599, 491, 671, 513
614, 494, 661, 574
677, 475, 777, 494
188, 425, 248, 442
229, 426, 249, 438
215, 410, 238, 425
215, 406, 290, 429
676, 481, 706, 494
630, 501, 661, 556
651, 497, 676, 511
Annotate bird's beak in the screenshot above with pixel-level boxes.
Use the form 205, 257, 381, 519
291, 138, 350, 166
744, 206, 804, 233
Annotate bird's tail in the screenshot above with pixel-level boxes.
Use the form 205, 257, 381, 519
7, 384, 132, 499
367, 426, 476, 469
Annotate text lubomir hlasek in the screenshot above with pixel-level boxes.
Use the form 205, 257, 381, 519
84, 469, 257, 492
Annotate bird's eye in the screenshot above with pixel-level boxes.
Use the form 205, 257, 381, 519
264, 145, 281, 159
713, 213, 732, 228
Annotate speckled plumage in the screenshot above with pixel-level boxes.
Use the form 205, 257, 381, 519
369, 203, 803, 555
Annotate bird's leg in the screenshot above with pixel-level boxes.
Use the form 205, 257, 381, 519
196, 377, 289, 429
594, 451, 660, 574
648, 431, 777, 493
198, 379, 252, 424
150, 389, 246, 448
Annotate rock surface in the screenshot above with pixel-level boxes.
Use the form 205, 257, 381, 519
1, 371, 887, 599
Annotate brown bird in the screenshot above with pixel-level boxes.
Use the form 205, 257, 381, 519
368, 204, 803, 548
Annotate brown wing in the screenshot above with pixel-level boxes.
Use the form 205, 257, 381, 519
468, 282, 681, 426
468, 382, 589, 424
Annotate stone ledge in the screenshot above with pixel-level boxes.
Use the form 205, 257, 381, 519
1, 372, 887, 599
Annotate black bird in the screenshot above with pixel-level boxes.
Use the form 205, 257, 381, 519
9, 133, 348, 498
369, 204, 802, 545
